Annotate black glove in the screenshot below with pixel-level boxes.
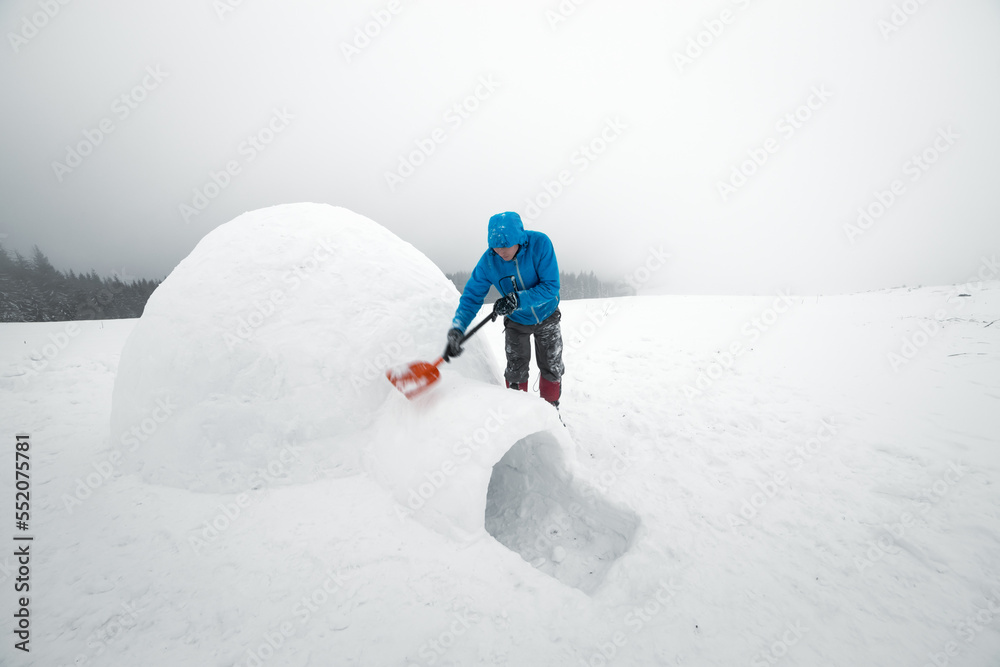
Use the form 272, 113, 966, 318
443, 327, 464, 361
493, 292, 519, 317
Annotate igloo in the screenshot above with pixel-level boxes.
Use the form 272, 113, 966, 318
111, 203, 637, 588
110, 203, 501, 492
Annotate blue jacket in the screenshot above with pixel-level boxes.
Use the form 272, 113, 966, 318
452, 212, 560, 331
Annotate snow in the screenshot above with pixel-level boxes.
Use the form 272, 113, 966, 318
1, 209, 999, 665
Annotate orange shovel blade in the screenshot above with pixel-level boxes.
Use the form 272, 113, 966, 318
386, 358, 444, 399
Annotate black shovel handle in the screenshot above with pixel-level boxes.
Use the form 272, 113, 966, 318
460, 308, 498, 344
461, 278, 514, 343
442, 306, 499, 363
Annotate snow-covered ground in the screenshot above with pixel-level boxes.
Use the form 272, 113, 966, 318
2, 233, 999, 664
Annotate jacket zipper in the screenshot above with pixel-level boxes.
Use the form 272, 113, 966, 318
513, 256, 540, 324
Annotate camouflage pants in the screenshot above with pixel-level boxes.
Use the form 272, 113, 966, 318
503, 309, 564, 385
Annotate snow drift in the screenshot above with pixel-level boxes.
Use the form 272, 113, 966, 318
110, 203, 637, 581
13, 280, 1000, 664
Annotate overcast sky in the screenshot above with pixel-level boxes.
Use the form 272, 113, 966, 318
1, 0, 998, 294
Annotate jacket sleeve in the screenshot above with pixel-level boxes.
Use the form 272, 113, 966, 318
517, 235, 559, 312
451, 254, 493, 332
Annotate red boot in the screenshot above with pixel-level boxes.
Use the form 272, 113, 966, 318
539, 377, 561, 406
506, 380, 528, 392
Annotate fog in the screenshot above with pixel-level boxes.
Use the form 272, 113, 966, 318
2, 0, 999, 294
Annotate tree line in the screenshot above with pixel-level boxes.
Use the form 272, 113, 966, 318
0, 244, 160, 323
0, 242, 628, 323
446, 270, 628, 301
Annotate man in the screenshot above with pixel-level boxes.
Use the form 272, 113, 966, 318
443, 211, 564, 407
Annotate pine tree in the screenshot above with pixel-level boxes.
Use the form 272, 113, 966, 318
0, 244, 24, 321
0, 243, 162, 322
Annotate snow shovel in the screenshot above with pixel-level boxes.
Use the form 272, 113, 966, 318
386, 309, 499, 400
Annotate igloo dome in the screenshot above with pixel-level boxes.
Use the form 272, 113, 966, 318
110, 203, 499, 493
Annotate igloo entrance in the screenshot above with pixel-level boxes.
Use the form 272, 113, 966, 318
485, 431, 640, 594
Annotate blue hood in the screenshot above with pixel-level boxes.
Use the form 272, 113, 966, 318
452, 224, 560, 331
487, 212, 528, 249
